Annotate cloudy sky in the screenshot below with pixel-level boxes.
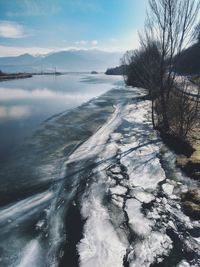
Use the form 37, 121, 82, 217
0, 0, 148, 56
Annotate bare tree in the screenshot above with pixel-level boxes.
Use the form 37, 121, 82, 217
193, 21, 200, 42
146, 0, 200, 131
165, 78, 200, 139
121, 40, 161, 128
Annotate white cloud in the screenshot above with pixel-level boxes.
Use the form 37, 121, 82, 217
75, 40, 89, 45
109, 38, 117, 42
0, 31, 140, 57
0, 21, 25, 38
74, 40, 98, 47
91, 40, 98, 46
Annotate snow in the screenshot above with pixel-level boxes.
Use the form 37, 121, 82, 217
109, 166, 121, 174
129, 188, 155, 203
67, 105, 121, 163
129, 232, 173, 267
110, 133, 122, 141
111, 195, 124, 208
162, 183, 174, 196
78, 182, 127, 267
125, 199, 153, 236
110, 185, 127, 196
70, 87, 199, 266
121, 150, 166, 190
177, 260, 191, 267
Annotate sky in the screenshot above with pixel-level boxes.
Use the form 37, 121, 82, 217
0, 0, 148, 56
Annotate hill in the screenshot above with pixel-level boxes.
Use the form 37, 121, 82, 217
0, 50, 122, 73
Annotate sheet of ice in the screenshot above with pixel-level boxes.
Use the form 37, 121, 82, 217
110, 185, 127, 195
119, 101, 166, 191
110, 166, 121, 174
75, 87, 199, 266
177, 260, 191, 267
110, 133, 122, 141
129, 188, 155, 203
129, 232, 173, 267
121, 155, 166, 190
162, 183, 174, 196
67, 105, 121, 163
111, 195, 124, 208
123, 101, 151, 124
125, 199, 153, 236
78, 182, 127, 267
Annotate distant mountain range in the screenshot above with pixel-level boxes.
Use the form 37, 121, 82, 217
0, 50, 123, 73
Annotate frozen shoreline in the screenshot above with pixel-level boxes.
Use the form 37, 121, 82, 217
74, 88, 200, 267
0, 85, 200, 267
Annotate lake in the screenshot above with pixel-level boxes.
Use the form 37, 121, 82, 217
0, 73, 122, 163
0, 73, 125, 267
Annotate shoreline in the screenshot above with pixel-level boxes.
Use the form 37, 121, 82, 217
0, 85, 199, 266
0, 73, 32, 81
0, 71, 64, 82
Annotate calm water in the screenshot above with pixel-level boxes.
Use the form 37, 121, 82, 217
0, 74, 124, 267
0, 73, 121, 162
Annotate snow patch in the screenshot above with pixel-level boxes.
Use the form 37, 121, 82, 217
110, 185, 127, 196
129, 232, 173, 267
177, 260, 191, 267
67, 105, 121, 163
78, 183, 126, 267
129, 188, 155, 203
125, 199, 153, 236
162, 183, 174, 196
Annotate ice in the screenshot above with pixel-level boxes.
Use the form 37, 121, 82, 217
110, 166, 121, 174
111, 195, 124, 208
112, 173, 124, 180
110, 185, 127, 196
177, 260, 191, 267
78, 182, 127, 267
129, 188, 155, 203
125, 199, 153, 236
162, 183, 174, 196
129, 232, 173, 267
123, 156, 166, 190
110, 133, 122, 141
67, 105, 121, 163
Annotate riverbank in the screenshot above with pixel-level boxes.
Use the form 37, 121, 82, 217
0, 72, 32, 81
0, 85, 199, 267
0, 71, 65, 81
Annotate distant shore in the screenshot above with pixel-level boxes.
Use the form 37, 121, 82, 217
0, 71, 64, 82
0, 72, 32, 81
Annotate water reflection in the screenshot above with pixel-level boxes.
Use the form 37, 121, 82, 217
0, 73, 122, 160
0, 105, 31, 119
0, 88, 93, 101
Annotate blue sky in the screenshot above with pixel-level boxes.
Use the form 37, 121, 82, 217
0, 0, 148, 56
